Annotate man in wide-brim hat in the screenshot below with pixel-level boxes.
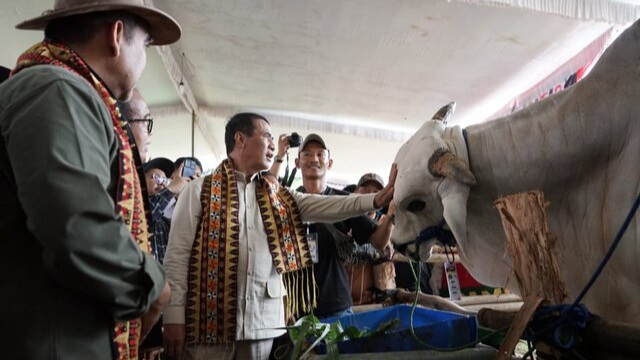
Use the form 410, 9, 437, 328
0, 1, 181, 359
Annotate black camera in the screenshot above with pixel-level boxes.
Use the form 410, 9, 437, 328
288, 132, 302, 147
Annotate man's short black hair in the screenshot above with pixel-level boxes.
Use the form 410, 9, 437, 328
224, 112, 269, 155
45, 11, 148, 46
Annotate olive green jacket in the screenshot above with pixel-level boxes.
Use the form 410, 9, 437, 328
0, 65, 165, 360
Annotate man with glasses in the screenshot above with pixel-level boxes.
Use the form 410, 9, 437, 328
119, 88, 153, 163
0, 0, 180, 358
294, 134, 395, 319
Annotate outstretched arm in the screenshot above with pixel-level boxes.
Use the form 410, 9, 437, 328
268, 133, 290, 178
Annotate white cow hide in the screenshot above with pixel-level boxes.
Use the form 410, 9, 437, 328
392, 20, 640, 324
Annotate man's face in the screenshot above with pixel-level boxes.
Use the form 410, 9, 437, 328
125, 91, 152, 162
114, 24, 150, 101
241, 118, 275, 174
356, 181, 382, 219
296, 142, 332, 180
356, 182, 383, 195
145, 168, 167, 196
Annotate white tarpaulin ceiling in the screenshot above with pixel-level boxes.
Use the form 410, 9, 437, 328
1, 0, 639, 185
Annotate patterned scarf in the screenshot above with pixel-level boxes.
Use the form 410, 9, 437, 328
186, 159, 316, 343
13, 41, 151, 360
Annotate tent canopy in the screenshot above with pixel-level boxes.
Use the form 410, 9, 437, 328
1, 0, 637, 185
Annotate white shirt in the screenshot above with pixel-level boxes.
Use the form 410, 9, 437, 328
163, 172, 376, 340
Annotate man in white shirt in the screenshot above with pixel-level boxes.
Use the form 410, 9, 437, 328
163, 112, 396, 360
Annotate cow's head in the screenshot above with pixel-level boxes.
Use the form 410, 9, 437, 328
392, 102, 476, 261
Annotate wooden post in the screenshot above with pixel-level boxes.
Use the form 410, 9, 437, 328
492, 190, 567, 360
494, 190, 567, 303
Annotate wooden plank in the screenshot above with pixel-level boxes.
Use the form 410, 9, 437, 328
456, 294, 522, 306
494, 296, 543, 360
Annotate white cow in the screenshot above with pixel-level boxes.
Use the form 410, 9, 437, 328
392, 20, 640, 324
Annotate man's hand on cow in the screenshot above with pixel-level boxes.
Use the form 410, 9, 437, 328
373, 163, 397, 209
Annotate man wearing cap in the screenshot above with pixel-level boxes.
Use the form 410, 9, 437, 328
0, 1, 181, 359
163, 113, 396, 359
355, 174, 434, 296
295, 134, 395, 318
356, 173, 387, 220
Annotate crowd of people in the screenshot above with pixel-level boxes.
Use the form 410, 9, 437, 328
0, 1, 431, 360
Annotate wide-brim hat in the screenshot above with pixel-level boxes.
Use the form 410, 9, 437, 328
16, 0, 181, 46
143, 157, 175, 176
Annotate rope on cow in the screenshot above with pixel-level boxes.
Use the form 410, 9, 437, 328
569, 191, 640, 311
525, 191, 640, 354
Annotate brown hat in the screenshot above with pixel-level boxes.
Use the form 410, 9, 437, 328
299, 133, 327, 153
16, 0, 181, 46
357, 173, 384, 189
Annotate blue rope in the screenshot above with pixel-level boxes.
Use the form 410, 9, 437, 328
416, 220, 456, 248
567, 191, 640, 313
526, 304, 590, 350
526, 191, 639, 352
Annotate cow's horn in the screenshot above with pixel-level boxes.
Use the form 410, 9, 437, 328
432, 102, 456, 125
428, 148, 476, 185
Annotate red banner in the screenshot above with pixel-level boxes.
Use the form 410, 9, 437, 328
490, 27, 615, 119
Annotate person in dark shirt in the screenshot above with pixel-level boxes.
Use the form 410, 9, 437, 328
294, 133, 394, 318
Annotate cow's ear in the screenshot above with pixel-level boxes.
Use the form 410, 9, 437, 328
431, 102, 456, 125
428, 149, 476, 186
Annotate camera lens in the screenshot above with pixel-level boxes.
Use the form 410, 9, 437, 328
289, 132, 302, 147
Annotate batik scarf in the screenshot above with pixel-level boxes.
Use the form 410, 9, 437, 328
186, 159, 316, 343
13, 41, 151, 360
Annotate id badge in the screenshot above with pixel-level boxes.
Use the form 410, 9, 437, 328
307, 232, 319, 264
444, 260, 462, 301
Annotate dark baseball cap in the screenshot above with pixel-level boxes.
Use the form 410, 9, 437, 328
357, 173, 384, 189
299, 133, 327, 152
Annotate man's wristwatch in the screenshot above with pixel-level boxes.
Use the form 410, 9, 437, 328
275, 155, 284, 163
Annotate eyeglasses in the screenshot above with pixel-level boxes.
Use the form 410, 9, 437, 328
151, 173, 169, 186
126, 118, 154, 135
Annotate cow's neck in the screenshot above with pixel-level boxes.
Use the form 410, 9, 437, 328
462, 91, 624, 193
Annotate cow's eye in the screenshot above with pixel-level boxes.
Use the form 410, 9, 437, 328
407, 200, 426, 212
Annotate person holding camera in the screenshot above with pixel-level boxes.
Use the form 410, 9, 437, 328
163, 113, 396, 360
268, 132, 302, 183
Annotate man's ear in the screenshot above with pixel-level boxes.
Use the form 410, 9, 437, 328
327, 158, 333, 170
234, 131, 245, 149
294, 157, 301, 169
106, 20, 126, 57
